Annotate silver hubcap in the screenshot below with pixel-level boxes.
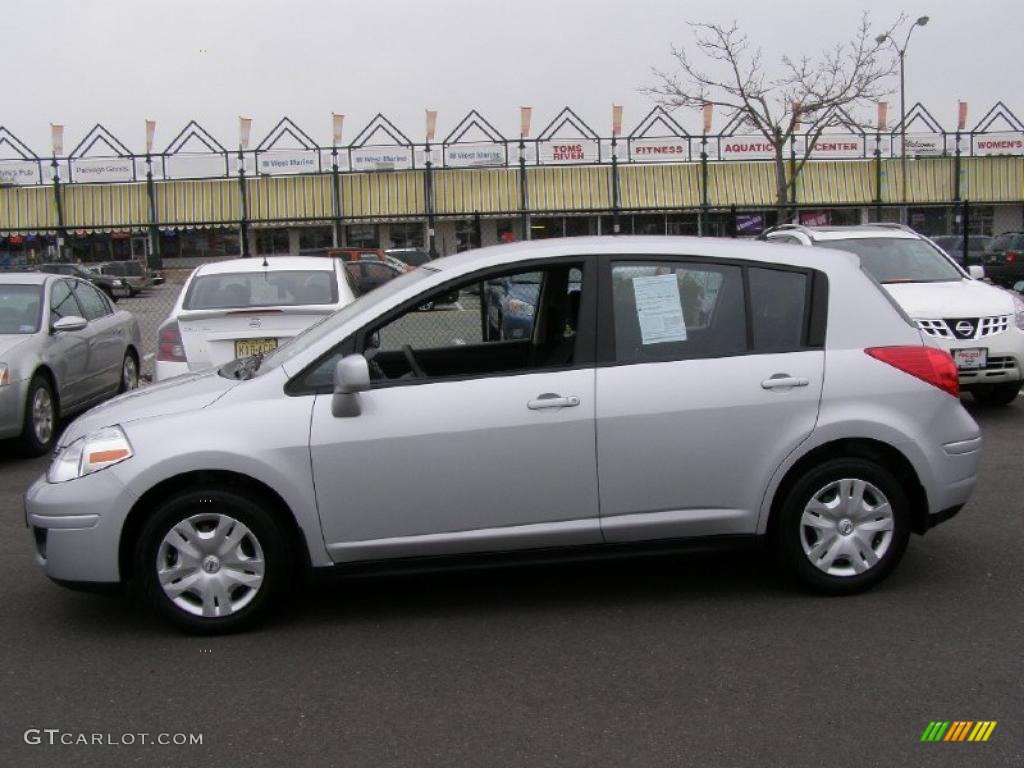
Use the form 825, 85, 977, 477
31, 387, 54, 445
157, 513, 265, 618
800, 478, 895, 577
122, 356, 138, 391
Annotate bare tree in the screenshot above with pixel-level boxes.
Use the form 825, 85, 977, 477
645, 14, 901, 214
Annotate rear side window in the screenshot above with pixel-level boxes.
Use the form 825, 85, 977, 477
611, 262, 745, 363
749, 268, 808, 351
183, 270, 339, 309
71, 281, 111, 321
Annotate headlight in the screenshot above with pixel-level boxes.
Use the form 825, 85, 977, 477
506, 298, 535, 317
112, 279, 124, 287
48, 426, 133, 483
1013, 294, 1024, 331
0, 363, 8, 387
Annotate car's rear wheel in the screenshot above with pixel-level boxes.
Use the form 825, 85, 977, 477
135, 488, 289, 633
776, 458, 910, 594
18, 375, 56, 456
119, 351, 139, 393
971, 381, 1021, 407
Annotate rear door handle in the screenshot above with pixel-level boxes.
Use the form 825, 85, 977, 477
528, 393, 580, 410
761, 375, 809, 390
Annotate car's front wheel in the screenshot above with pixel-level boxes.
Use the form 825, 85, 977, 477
776, 458, 910, 594
18, 374, 57, 456
134, 488, 290, 633
971, 381, 1022, 407
118, 351, 139, 393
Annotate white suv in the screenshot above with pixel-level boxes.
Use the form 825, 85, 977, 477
765, 224, 1024, 406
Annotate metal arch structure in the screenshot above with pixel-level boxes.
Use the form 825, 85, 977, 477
0, 127, 44, 187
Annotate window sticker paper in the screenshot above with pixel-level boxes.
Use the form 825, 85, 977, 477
632, 274, 687, 344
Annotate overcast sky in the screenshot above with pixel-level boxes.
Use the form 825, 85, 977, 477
2, 0, 1021, 153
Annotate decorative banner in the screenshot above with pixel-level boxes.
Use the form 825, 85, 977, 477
165, 153, 228, 179
0, 160, 43, 185
445, 143, 506, 167
702, 103, 714, 134
70, 157, 134, 182
239, 117, 252, 150
958, 101, 968, 131
50, 124, 64, 156
425, 110, 437, 143
537, 139, 600, 164
612, 105, 623, 136
629, 137, 690, 162
720, 136, 776, 160
973, 132, 1024, 155
520, 106, 532, 138
351, 146, 413, 171
256, 150, 319, 175
332, 113, 344, 145
900, 134, 946, 157
145, 120, 156, 153
877, 102, 888, 131
807, 135, 865, 158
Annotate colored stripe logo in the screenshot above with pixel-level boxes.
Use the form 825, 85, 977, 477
921, 721, 997, 742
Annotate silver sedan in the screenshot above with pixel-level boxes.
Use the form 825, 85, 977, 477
0, 272, 142, 455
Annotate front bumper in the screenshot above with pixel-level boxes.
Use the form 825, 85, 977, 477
926, 331, 1024, 387
0, 378, 30, 440
24, 467, 139, 584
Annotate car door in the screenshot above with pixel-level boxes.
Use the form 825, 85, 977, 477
70, 280, 124, 396
594, 256, 826, 542
44, 279, 92, 410
307, 260, 602, 562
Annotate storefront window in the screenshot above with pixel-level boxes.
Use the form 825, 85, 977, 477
389, 222, 425, 249
496, 219, 520, 243
254, 228, 289, 255
345, 224, 378, 248
564, 217, 594, 237
299, 226, 334, 251
530, 217, 564, 239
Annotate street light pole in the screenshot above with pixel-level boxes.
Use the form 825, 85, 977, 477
878, 16, 929, 214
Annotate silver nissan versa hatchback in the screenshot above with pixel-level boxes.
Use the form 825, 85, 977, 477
25, 237, 981, 633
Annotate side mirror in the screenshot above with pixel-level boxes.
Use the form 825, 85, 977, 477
52, 315, 87, 333
332, 354, 370, 418
968, 265, 985, 280
1013, 280, 1024, 294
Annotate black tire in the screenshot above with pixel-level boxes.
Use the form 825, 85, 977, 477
118, 350, 139, 394
18, 374, 57, 456
134, 488, 290, 634
971, 381, 1021, 407
774, 458, 911, 595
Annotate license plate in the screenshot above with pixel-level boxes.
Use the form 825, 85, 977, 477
235, 337, 278, 358
953, 347, 987, 370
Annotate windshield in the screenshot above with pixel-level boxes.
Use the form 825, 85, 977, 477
184, 270, 339, 309
250, 267, 432, 375
0, 284, 43, 334
817, 238, 963, 283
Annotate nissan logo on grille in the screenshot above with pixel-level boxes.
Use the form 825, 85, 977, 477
951, 319, 977, 339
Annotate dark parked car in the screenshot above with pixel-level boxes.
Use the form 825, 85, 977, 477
982, 232, 1024, 287
343, 260, 405, 296
96, 260, 152, 296
38, 263, 128, 301
384, 248, 433, 268
930, 235, 991, 267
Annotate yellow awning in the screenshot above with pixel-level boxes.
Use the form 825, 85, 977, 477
156, 180, 239, 226
340, 171, 425, 219
528, 166, 611, 211
0, 185, 59, 233
960, 157, 1024, 202
62, 183, 149, 230
434, 168, 520, 215
619, 164, 701, 209
246, 175, 332, 222
706, 162, 777, 207
795, 161, 874, 205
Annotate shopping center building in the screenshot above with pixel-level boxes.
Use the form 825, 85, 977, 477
1, 105, 1022, 266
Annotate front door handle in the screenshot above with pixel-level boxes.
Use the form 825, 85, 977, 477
761, 374, 810, 390
528, 393, 580, 410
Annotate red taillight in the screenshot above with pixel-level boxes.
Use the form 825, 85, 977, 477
865, 346, 959, 397
1006, 250, 1018, 263
157, 322, 187, 363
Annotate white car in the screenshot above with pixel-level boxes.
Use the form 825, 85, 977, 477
765, 224, 1024, 406
155, 256, 357, 381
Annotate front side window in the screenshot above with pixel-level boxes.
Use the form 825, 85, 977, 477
361, 264, 584, 383
50, 280, 83, 325
818, 238, 962, 283
184, 270, 338, 310
611, 262, 745, 363
0, 284, 43, 334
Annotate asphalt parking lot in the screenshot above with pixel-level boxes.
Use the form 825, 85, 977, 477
0, 398, 1021, 768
